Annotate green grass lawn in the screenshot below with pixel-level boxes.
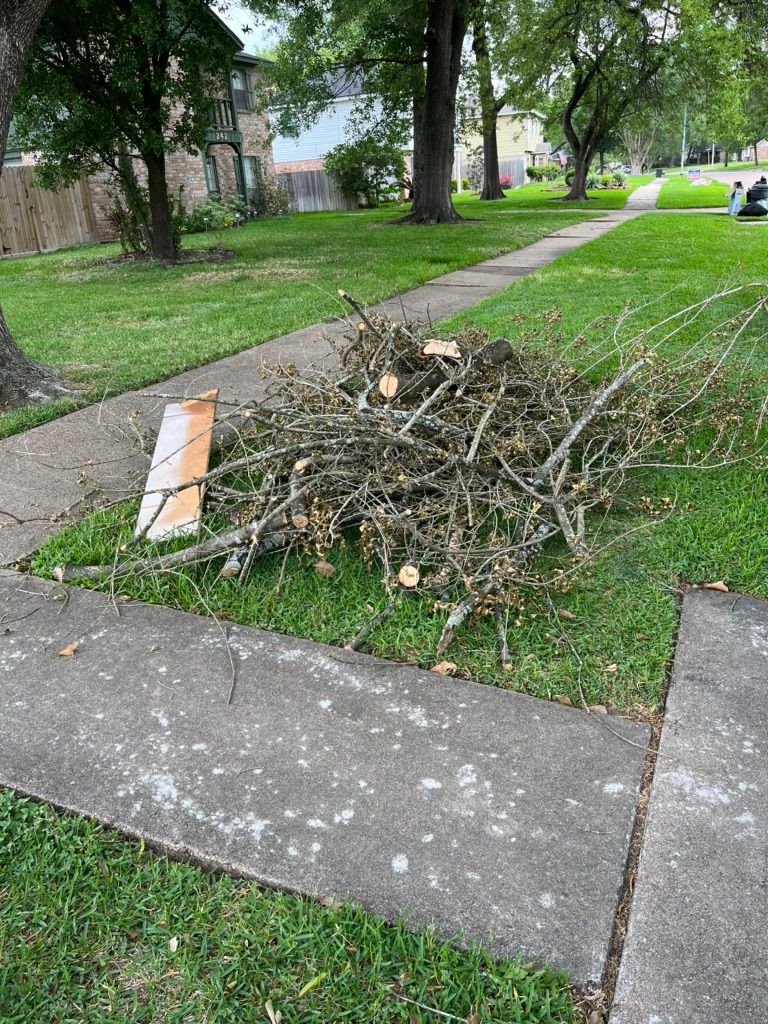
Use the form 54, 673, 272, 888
0, 792, 576, 1023
663, 160, 768, 173
33, 213, 768, 718
12, 202, 766, 1022
0, 199, 591, 439
657, 174, 731, 208
495, 175, 652, 210
440, 213, 768, 710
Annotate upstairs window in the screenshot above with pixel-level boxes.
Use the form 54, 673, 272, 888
232, 70, 252, 111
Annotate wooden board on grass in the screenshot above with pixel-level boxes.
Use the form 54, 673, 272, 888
135, 390, 219, 541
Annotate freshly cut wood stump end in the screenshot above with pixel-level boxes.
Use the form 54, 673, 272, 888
420, 339, 462, 360
379, 372, 399, 399
398, 564, 420, 588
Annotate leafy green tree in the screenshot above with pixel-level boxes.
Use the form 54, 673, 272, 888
324, 135, 406, 205
506, 0, 728, 200
14, 0, 236, 263
254, 0, 471, 223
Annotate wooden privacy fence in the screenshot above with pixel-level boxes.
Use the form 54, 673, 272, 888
499, 157, 527, 188
0, 166, 101, 257
276, 169, 358, 213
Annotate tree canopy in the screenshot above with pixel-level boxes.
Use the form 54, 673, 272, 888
14, 0, 237, 261
251, 0, 471, 223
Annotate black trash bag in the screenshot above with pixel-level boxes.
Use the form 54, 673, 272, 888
738, 201, 768, 217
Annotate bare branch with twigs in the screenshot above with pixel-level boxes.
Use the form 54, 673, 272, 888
62, 287, 768, 663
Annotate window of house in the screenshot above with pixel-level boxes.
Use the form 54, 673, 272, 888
244, 155, 264, 209
232, 70, 252, 111
232, 155, 245, 198
244, 155, 263, 190
204, 154, 220, 195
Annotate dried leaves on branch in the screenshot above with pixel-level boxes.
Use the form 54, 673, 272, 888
70, 286, 768, 662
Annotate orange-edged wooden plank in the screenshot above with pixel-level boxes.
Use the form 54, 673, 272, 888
135, 389, 219, 541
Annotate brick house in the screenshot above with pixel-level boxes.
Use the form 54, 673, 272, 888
87, 43, 274, 239
739, 140, 768, 164
4, 15, 275, 242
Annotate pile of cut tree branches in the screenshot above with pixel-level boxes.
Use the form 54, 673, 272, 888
70, 287, 767, 662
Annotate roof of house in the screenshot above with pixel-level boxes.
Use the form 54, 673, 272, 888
235, 50, 273, 67
207, 9, 272, 67
323, 69, 364, 99
498, 106, 547, 120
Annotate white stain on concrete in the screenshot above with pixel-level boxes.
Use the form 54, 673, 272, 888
141, 771, 178, 807
664, 770, 732, 808
420, 778, 442, 790
391, 854, 409, 874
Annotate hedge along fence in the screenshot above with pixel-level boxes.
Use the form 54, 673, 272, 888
0, 166, 102, 257
275, 169, 358, 213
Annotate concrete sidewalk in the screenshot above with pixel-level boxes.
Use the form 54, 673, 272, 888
0, 568, 649, 986
623, 178, 663, 210
0, 214, 629, 566
612, 587, 768, 1022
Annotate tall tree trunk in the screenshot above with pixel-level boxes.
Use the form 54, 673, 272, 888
471, 4, 504, 201
566, 158, 589, 202
622, 126, 655, 177
411, 93, 425, 209
480, 127, 503, 199
562, 92, 603, 200
144, 149, 177, 262
116, 145, 151, 250
0, 0, 67, 409
0, 311, 65, 408
400, 0, 468, 224
755, 142, 759, 167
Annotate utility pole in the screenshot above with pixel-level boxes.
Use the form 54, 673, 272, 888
680, 105, 687, 174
